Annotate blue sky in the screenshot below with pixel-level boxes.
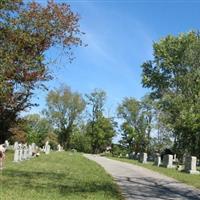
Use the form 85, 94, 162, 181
29, 0, 200, 118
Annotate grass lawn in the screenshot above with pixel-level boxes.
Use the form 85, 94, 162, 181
0, 151, 123, 200
108, 156, 200, 189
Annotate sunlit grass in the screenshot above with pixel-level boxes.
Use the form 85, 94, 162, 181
0, 151, 123, 200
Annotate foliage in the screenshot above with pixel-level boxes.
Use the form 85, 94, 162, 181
150, 109, 174, 154
0, 0, 83, 143
117, 97, 154, 154
85, 89, 106, 121
9, 126, 27, 144
70, 126, 92, 153
86, 116, 116, 154
85, 89, 116, 154
44, 86, 85, 149
45, 132, 59, 150
149, 135, 173, 155
141, 31, 200, 156
111, 143, 128, 157
23, 114, 53, 146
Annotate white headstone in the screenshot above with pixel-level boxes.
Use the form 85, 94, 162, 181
173, 154, 177, 162
44, 141, 49, 153
139, 152, 147, 163
18, 144, 23, 161
185, 156, 199, 174
57, 144, 61, 152
4, 140, 9, 148
45, 144, 50, 154
14, 141, 18, 150
13, 149, 19, 162
31, 143, 36, 152
26, 147, 29, 159
154, 154, 161, 166
22, 144, 27, 160
24, 144, 28, 160
163, 154, 173, 168
28, 145, 32, 158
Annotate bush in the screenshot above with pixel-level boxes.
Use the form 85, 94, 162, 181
70, 132, 92, 153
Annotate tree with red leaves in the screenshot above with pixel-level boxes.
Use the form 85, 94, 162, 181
0, 0, 83, 142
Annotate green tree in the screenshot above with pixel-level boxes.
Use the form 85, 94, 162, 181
117, 97, 154, 154
140, 95, 155, 149
0, 0, 82, 143
85, 89, 116, 153
119, 122, 137, 153
85, 89, 106, 121
86, 116, 116, 154
146, 107, 173, 154
70, 124, 92, 153
44, 86, 85, 149
23, 114, 53, 146
141, 31, 200, 156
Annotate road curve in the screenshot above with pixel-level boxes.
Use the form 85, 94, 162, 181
84, 154, 200, 200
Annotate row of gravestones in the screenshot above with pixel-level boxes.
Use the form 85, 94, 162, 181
13, 142, 37, 162
41, 141, 64, 153
13, 141, 54, 162
4, 140, 63, 153
5, 140, 64, 163
138, 152, 199, 174
1, 140, 64, 165
13, 142, 36, 162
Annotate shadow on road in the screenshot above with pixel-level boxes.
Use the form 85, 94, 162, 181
116, 175, 200, 200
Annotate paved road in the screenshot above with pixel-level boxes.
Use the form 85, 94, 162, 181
84, 154, 200, 200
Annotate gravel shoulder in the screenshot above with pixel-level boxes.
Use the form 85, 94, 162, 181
84, 154, 200, 200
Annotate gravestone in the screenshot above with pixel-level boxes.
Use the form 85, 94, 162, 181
13, 143, 19, 162
154, 154, 161, 166
45, 144, 50, 154
57, 144, 62, 152
28, 145, 32, 158
42, 146, 45, 152
139, 152, 147, 163
163, 154, 173, 168
22, 144, 26, 160
23, 144, 28, 160
185, 156, 199, 174
136, 153, 140, 160
26, 147, 29, 159
129, 152, 135, 159
14, 141, 18, 150
18, 144, 23, 161
36, 146, 39, 152
182, 153, 188, 164
44, 141, 49, 154
173, 154, 177, 162
31, 143, 36, 152
4, 140, 9, 148
13, 149, 19, 162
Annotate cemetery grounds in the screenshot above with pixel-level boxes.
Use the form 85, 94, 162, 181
0, 151, 123, 200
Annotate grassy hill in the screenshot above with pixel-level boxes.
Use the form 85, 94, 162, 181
0, 151, 123, 200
